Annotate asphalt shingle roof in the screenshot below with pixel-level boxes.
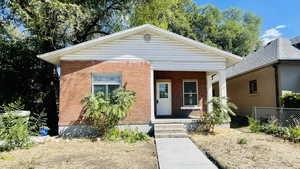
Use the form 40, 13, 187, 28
218, 37, 300, 81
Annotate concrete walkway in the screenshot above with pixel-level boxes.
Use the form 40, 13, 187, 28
155, 138, 218, 169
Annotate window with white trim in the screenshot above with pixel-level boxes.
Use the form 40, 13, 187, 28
92, 73, 121, 96
183, 80, 198, 106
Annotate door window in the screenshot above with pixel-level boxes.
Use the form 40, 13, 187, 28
159, 84, 168, 98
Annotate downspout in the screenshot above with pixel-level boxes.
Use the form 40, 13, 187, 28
273, 63, 280, 107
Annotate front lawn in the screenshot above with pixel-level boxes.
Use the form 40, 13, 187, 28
191, 128, 300, 169
0, 137, 158, 169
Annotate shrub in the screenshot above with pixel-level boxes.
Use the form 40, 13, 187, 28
237, 138, 248, 144
289, 127, 300, 143
0, 98, 24, 112
280, 93, 300, 108
104, 128, 149, 143
0, 100, 31, 151
248, 117, 261, 133
201, 97, 237, 133
0, 100, 48, 151
81, 88, 136, 136
248, 117, 300, 143
29, 112, 48, 136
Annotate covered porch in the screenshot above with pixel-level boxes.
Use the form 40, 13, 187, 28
149, 68, 228, 123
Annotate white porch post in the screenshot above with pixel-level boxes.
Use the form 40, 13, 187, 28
218, 70, 227, 98
150, 68, 155, 122
206, 72, 213, 113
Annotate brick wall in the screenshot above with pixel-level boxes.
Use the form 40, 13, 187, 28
154, 71, 207, 117
59, 60, 151, 126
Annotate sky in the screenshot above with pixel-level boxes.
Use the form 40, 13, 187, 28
194, 0, 300, 45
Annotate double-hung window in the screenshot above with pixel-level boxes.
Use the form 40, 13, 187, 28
92, 73, 121, 96
183, 80, 198, 106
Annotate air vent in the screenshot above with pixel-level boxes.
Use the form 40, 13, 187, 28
144, 34, 151, 42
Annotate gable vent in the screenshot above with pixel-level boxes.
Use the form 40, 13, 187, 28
144, 34, 151, 42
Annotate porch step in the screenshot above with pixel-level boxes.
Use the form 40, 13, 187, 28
154, 124, 185, 130
154, 124, 188, 138
155, 132, 188, 138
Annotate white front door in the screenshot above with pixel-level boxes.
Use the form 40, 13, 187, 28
156, 81, 172, 116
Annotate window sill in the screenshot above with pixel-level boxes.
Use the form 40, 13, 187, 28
180, 106, 201, 110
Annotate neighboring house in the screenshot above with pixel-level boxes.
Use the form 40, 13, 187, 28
213, 36, 300, 116
37, 24, 241, 135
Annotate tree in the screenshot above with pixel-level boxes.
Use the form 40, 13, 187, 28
0, 0, 133, 135
130, 0, 195, 39
130, 1, 262, 56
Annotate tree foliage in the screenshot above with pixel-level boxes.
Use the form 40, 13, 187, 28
0, 0, 133, 135
130, 1, 262, 56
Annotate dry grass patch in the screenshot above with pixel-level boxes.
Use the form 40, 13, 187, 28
0, 137, 158, 169
191, 128, 300, 169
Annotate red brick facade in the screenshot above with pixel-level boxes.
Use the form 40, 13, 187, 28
154, 71, 207, 117
59, 60, 151, 125
59, 61, 207, 126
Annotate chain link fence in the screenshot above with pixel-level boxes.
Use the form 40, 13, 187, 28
253, 107, 300, 127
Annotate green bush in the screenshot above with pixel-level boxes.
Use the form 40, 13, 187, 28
248, 117, 300, 143
29, 112, 48, 136
248, 117, 262, 133
280, 93, 300, 108
289, 127, 300, 142
0, 113, 31, 151
81, 88, 136, 136
201, 97, 237, 133
104, 128, 149, 143
0, 98, 24, 112
0, 100, 31, 151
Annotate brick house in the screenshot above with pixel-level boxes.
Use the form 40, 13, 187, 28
37, 24, 241, 135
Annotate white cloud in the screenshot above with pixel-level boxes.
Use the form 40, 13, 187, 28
275, 25, 286, 29
261, 25, 287, 45
261, 28, 281, 38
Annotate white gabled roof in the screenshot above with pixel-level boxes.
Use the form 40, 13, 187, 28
37, 24, 241, 65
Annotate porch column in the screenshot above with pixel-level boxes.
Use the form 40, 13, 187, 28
218, 70, 227, 98
150, 68, 155, 122
206, 72, 213, 113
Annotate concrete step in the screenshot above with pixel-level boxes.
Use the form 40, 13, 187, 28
154, 126, 186, 131
154, 123, 188, 138
154, 124, 185, 130
155, 132, 188, 138
155, 123, 184, 127
155, 129, 186, 133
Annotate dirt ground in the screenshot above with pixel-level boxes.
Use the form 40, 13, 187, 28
191, 128, 300, 169
0, 137, 158, 169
